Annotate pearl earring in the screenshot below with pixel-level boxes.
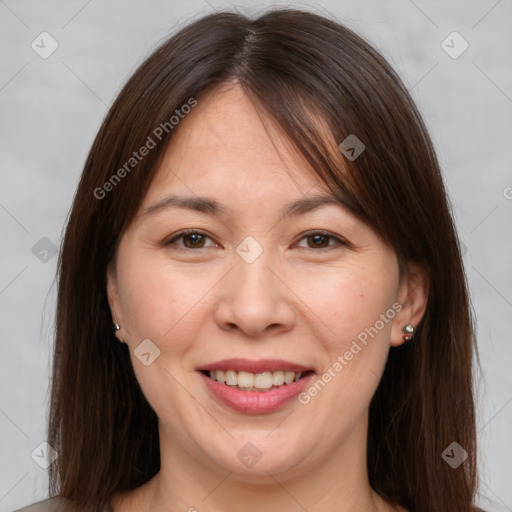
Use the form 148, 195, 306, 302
402, 324, 415, 341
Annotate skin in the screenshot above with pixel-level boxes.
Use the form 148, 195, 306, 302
107, 82, 428, 512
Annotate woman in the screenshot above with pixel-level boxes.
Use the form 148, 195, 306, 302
14, 8, 482, 512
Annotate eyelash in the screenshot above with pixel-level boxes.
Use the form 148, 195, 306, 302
163, 229, 347, 252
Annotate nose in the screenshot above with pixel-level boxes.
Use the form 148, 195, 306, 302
214, 252, 296, 338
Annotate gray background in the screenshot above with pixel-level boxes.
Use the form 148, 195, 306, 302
1, 0, 511, 510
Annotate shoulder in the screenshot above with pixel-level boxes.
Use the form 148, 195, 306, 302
12, 496, 77, 512
11, 496, 68, 511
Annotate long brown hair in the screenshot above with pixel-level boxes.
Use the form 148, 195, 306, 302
49, 8, 479, 512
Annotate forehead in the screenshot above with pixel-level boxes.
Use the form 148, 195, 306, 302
142, 83, 328, 206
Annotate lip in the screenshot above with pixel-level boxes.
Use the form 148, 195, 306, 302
199, 358, 313, 374
198, 370, 315, 415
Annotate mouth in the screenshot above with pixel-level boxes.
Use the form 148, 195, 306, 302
196, 358, 316, 414
200, 369, 314, 392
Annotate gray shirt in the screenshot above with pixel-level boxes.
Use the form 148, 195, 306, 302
12, 496, 109, 512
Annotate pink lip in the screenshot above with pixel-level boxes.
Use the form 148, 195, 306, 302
198, 370, 315, 414
199, 358, 313, 374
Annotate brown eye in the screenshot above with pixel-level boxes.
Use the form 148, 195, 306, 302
307, 234, 330, 248
296, 231, 346, 251
182, 233, 206, 248
164, 230, 217, 249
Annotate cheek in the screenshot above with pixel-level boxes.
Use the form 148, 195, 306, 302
298, 263, 398, 417
114, 256, 214, 426
116, 253, 225, 355
293, 260, 398, 349
294, 260, 398, 410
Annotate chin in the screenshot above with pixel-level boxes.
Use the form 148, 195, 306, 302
198, 433, 313, 481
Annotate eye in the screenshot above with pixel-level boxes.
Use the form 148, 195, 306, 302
164, 229, 219, 249
163, 229, 347, 251
295, 231, 347, 251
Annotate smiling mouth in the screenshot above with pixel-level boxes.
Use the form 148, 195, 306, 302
200, 369, 314, 392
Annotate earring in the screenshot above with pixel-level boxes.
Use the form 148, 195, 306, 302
112, 323, 125, 344
402, 324, 415, 341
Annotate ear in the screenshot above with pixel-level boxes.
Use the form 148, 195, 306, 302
106, 262, 125, 343
390, 262, 429, 347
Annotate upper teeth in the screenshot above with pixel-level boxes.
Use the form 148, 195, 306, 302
209, 370, 303, 389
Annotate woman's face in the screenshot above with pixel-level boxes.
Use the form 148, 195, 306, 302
107, 83, 421, 480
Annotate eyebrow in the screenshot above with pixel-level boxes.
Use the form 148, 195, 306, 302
141, 193, 347, 221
